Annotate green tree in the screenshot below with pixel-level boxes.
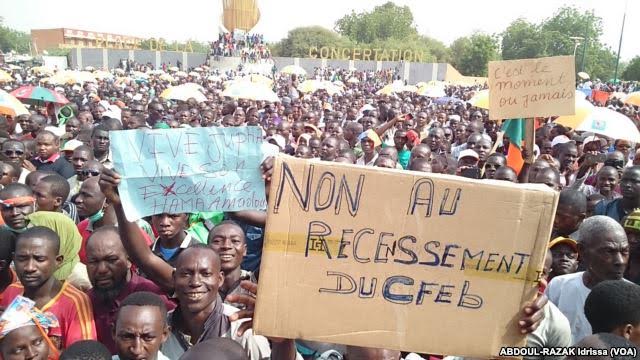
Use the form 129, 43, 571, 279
450, 33, 499, 76
0, 18, 31, 53
622, 57, 640, 81
335, 2, 417, 44
271, 26, 353, 58
501, 19, 547, 60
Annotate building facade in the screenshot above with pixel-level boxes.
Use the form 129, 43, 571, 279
31, 28, 143, 54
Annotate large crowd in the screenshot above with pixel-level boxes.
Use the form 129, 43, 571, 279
0, 60, 638, 360
211, 32, 271, 63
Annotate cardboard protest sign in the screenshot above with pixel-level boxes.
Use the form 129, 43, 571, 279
489, 55, 576, 120
254, 156, 558, 358
110, 127, 266, 221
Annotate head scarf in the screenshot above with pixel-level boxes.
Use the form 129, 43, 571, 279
0, 296, 60, 358
26, 212, 81, 281
358, 129, 382, 147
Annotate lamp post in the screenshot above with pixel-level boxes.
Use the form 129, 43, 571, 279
569, 36, 584, 56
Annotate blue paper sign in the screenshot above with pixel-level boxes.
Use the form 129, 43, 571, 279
110, 127, 266, 221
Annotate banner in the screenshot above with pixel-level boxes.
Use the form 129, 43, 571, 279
254, 156, 558, 358
488, 56, 576, 120
110, 127, 266, 221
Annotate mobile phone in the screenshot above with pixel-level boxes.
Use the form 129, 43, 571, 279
594, 153, 607, 163
461, 167, 481, 179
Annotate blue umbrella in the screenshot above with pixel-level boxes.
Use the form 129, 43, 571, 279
434, 96, 462, 105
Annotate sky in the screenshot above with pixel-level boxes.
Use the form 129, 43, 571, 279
1, 0, 638, 60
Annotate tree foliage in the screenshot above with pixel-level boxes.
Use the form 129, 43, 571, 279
0, 18, 31, 53
621, 57, 640, 81
334, 2, 417, 44
270, 26, 353, 58
450, 33, 499, 76
500, 7, 618, 81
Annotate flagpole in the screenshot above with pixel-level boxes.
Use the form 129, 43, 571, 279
613, 0, 628, 83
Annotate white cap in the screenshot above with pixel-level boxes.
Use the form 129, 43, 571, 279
551, 135, 571, 147
266, 134, 286, 150
583, 135, 606, 147
62, 139, 83, 152
458, 149, 479, 161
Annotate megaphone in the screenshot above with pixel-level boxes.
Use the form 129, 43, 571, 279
57, 105, 74, 126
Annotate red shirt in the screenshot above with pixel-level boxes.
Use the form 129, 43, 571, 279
1, 282, 97, 348
89, 271, 176, 354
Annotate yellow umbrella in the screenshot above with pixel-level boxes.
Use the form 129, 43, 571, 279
297, 80, 321, 93
553, 97, 595, 129
0, 70, 13, 82
31, 66, 55, 76
93, 70, 113, 80
623, 92, 640, 107
242, 74, 273, 87
403, 85, 418, 93
159, 74, 176, 82
160, 84, 207, 102
469, 89, 489, 109
0, 89, 29, 116
280, 65, 306, 76
48, 71, 96, 85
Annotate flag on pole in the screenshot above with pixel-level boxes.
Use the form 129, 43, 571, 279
501, 119, 526, 175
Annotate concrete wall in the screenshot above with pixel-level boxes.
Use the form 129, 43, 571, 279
69, 48, 478, 83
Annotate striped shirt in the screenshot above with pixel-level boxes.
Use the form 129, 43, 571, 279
0, 282, 97, 348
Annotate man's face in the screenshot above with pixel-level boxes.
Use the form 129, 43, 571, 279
72, 149, 91, 173
77, 112, 94, 125
484, 156, 505, 179
582, 232, 629, 282
1, 197, 34, 230
19, 116, 34, 133
247, 111, 259, 126
1, 325, 49, 360
173, 248, 223, 313
360, 117, 374, 131
597, 168, 619, 194
553, 203, 583, 236
616, 140, 632, 158
178, 111, 191, 124
550, 244, 578, 277
528, 160, 550, 183
92, 130, 110, 154
559, 147, 578, 170
152, 213, 187, 241
32, 182, 59, 212
374, 157, 395, 169
541, 141, 553, 155
361, 138, 375, 155
427, 129, 444, 152
94, 106, 105, 119
208, 224, 247, 274
2, 142, 26, 164
86, 233, 130, 299
393, 131, 407, 149
410, 146, 431, 165
65, 119, 81, 137
36, 134, 58, 160
416, 113, 428, 128
114, 306, 169, 360
0, 164, 15, 186
295, 146, 312, 159
292, 123, 304, 139
454, 125, 467, 144
14, 237, 60, 290
620, 169, 640, 201
75, 180, 105, 218
473, 139, 492, 162
321, 138, 339, 161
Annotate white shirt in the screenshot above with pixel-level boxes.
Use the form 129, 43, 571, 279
546, 271, 591, 344
356, 153, 378, 166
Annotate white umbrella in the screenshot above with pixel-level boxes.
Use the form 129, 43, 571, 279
280, 65, 307, 76
575, 107, 640, 142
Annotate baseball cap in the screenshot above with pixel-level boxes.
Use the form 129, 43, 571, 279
551, 135, 572, 148
582, 135, 606, 147
457, 149, 479, 161
266, 134, 286, 150
62, 139, 83, 152
548, 236, 578, 252
623, 210, 640, 232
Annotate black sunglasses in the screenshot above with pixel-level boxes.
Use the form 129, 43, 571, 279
3, 150, 24, 156
81, 170, 101, 177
